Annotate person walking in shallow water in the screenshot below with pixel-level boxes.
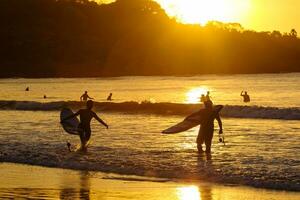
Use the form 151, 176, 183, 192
241, 91, 250, 103
80, 91, 94, 101
61, 100, 108, 150
197, 100, 223, 153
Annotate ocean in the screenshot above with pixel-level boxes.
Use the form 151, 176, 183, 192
0, 73, 299, 193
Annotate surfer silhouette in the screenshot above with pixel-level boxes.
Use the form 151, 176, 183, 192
206, 91, 211, 101
197, 100, 223, 153
241, 91, 250, 102
107, 93, 113, 101
61, 100, 108, 150
80, 91, 94, 101
200, 94, 206, 103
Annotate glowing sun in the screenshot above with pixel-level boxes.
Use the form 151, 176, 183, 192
157, 0, 250, 25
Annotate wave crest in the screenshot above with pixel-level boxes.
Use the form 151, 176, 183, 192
1, 100, 299, 120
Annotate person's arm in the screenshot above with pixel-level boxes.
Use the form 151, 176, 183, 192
94, 113, 108, 129
87, 95, 94, 100
61, 111, 80, 123
216, 114, 223, 134
80, 95, 83, 101
240, 91, 244, 96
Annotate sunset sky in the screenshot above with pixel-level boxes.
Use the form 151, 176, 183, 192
101, 0, 300, 33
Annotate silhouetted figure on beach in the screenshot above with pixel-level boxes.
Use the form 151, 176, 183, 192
61, 100, 108, 150
43, 95, 47, 99
80, 91, 94, 101
25, 87, 29, 91
200, 94, 206, 103
206, 91, 211, 101
197, 100, 223, 153
107, 93, 113, 101
241, 91, 250, 103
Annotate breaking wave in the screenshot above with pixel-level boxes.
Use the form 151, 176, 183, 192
1, 100, 300, 120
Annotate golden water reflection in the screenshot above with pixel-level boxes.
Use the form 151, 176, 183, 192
0, 164, 299, 200
186, 87, 209, 104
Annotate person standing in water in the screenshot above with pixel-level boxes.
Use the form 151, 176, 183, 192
80, 91, 94, 101
241, 91, 250, 103
200, 94, 206, 103
197, 100, 223, 153
107, 93, 113, 101
206, 91, 211, 101
61, 100, 108, 150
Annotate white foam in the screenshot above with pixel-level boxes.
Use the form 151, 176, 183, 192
1, 100, 300, 120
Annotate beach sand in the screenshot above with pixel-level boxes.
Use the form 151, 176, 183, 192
0, 163, 298, 200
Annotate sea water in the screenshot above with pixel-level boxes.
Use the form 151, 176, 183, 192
0, 73, 299, 107
0, 73, 299, 191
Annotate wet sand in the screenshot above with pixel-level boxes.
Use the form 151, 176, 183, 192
0, 163, 298, 200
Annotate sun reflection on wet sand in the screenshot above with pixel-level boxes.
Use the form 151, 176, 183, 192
0, 163, 299, 200
177, 186, 201, 200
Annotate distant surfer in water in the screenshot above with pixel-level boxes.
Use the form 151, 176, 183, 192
200, 94, 206, 103
206, 91, 211, 101
241, 91, 250, 103
107, 93, 113, 101
61, 100, 108, 150
197, 100, 223, 153
80, 91, 94, 101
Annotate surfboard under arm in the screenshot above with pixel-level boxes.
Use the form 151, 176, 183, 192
60, 108, 80, 135
162, 105, 223, 134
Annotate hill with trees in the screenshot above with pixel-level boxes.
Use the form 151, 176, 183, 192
0, 0, 299, 77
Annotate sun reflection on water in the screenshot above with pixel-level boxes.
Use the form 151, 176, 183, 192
177, 186, 201, 200
186, 87, 209, 104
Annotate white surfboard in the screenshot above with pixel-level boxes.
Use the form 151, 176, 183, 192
60, 108, 80, 135
162, 105, 223, 134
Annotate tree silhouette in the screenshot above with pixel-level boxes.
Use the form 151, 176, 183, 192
271, 31, 282, 38
290, 29, 297, 37
0, 0, 299, 77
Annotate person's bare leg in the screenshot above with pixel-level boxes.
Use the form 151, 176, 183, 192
197, 133, 205, 153
197, 143, 204, 153
80, 130, 91, 151
79, 131, 87, 151
205, 133, 213, 153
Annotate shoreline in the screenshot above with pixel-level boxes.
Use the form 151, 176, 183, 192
0, 163, 300, 200
0, 162, 299, 199
1, 158, 299, 192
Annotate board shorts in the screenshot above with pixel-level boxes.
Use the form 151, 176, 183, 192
78, 123, 91, 141
197, 129, 213, 145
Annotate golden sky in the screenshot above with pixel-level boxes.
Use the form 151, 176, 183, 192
101, 0, 300, 33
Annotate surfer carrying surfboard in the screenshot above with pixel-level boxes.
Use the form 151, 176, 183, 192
61, 100, 108, 150
197, 100, 223, 153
